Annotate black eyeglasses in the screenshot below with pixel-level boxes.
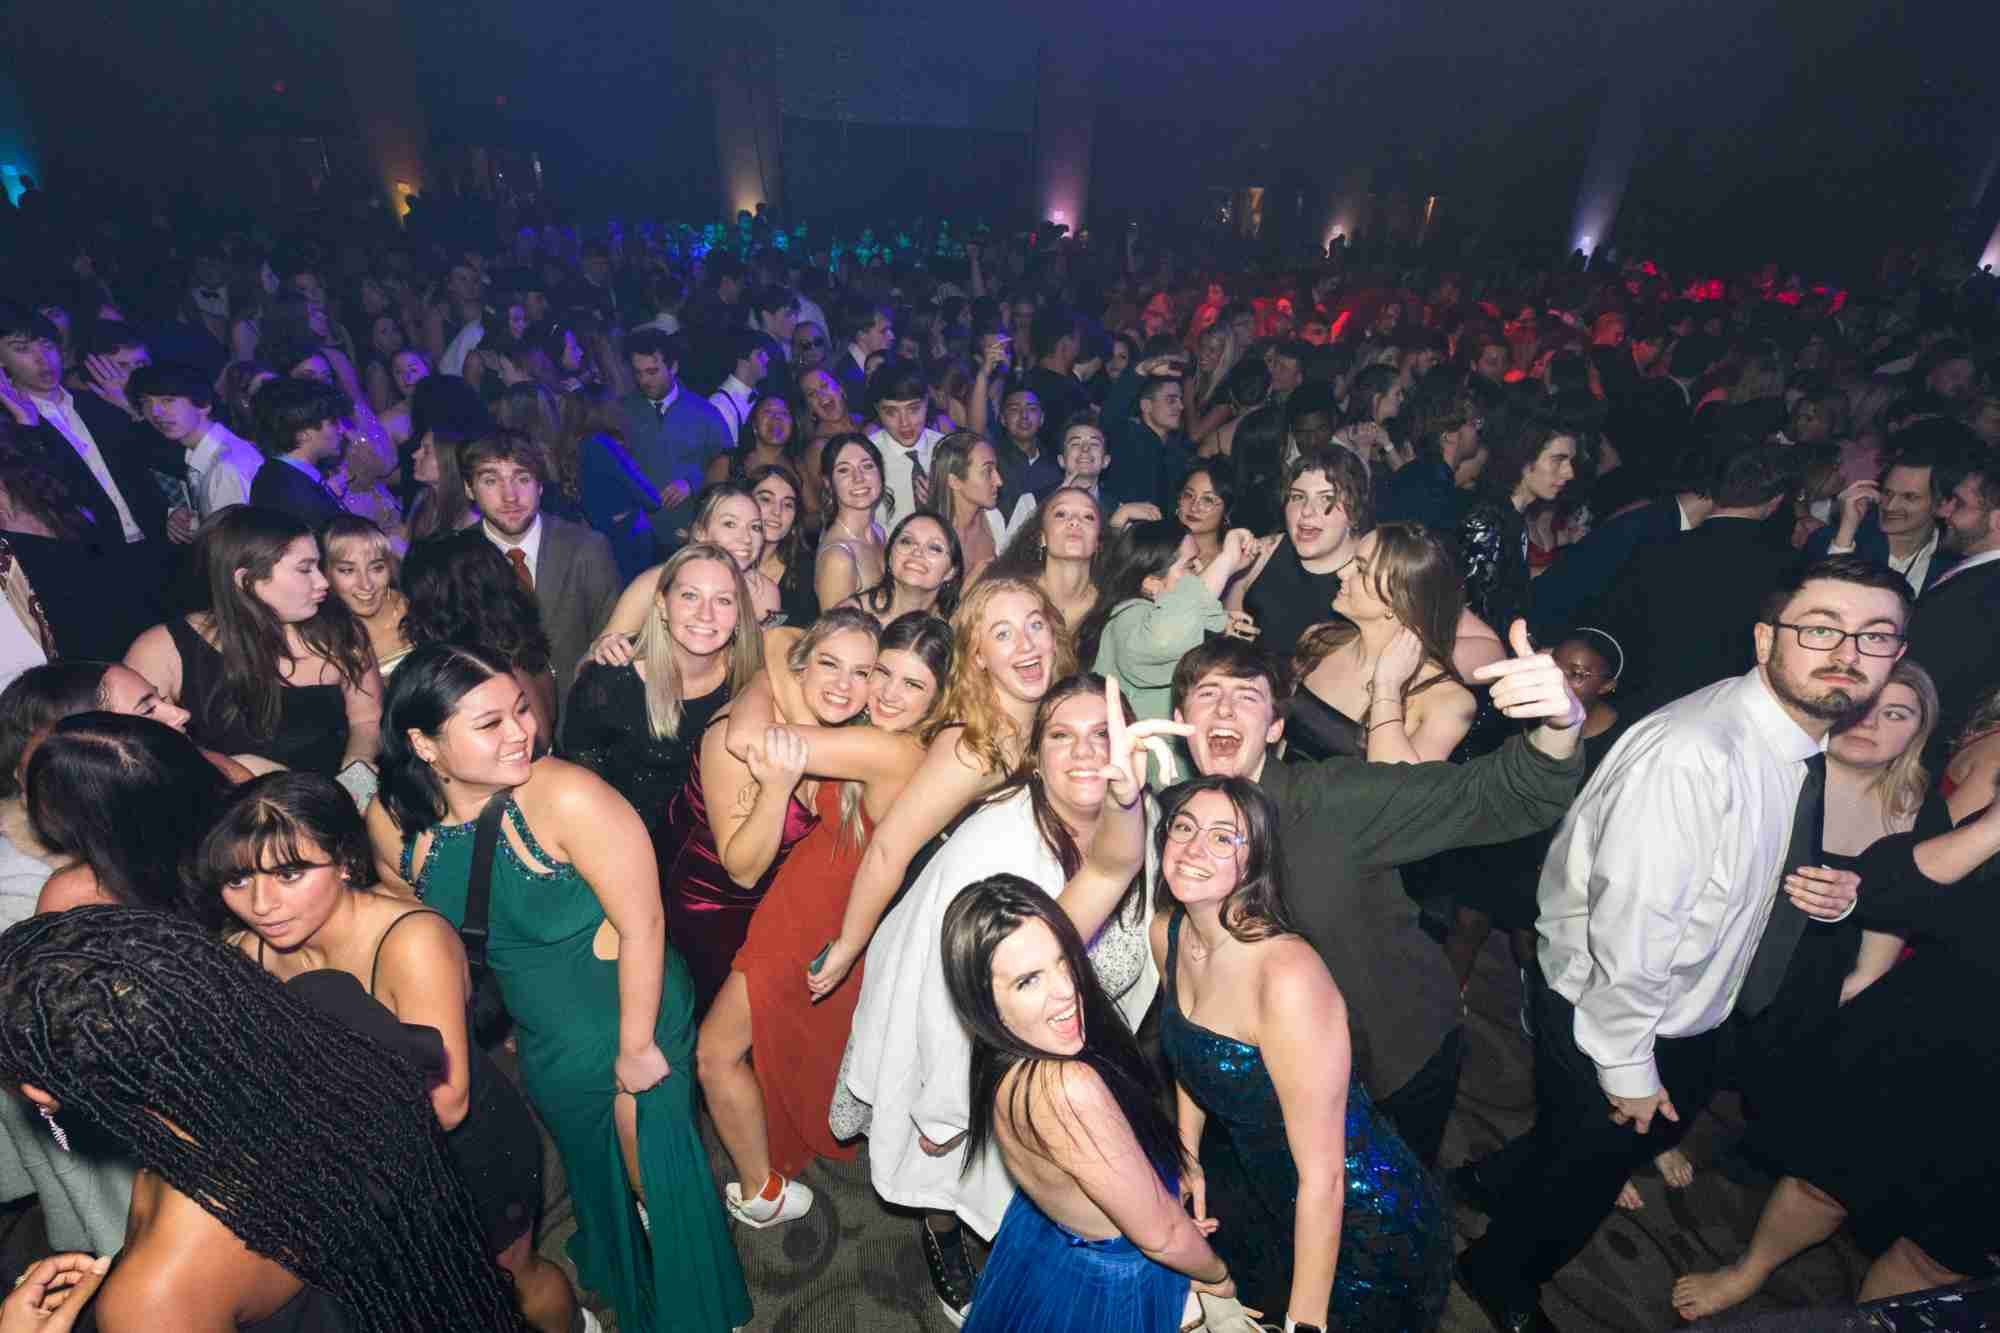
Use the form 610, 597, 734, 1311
1771, 622, 1905, 658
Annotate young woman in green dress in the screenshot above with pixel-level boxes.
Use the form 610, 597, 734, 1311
367, 641, 750, 1333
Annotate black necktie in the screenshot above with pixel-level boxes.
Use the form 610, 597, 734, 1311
1737, 751, 1827, 1016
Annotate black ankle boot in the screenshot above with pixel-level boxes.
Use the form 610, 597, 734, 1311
919, 1218, 976, 1327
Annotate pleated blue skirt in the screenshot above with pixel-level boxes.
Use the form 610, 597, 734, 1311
964, 1189, 1191, 1333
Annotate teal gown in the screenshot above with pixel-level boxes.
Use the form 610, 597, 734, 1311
405, 795, 750, 1332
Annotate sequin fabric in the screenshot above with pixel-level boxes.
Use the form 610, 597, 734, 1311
1159, 910, 1453, 1330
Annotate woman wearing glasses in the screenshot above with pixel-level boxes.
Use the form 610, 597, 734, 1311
1150, 775, 1453, 1332
1173, 465, 1234, 567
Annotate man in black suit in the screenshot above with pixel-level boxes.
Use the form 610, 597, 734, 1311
247, 376, 351, 530
1805, 421, 1974, 597
1530, 476, 1715, 640
1604, 445, 1802, 715
831, 293, 893, 405
0, 303, 169, 545
1907, 461, 2000, 769
454, 429, 620, 703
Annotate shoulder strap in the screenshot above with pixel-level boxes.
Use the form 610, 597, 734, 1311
461, 794, 510, 972
1164, 907, 1185, 1002
369, 908, 447, 996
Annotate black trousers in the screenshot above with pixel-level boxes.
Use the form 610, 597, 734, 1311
1458, 975, 1723, 1308
1376, 1026, 1464, 1171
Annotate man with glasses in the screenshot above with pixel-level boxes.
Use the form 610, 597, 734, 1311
1455, 556, 1907, 1333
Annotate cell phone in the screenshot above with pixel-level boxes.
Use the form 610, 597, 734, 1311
336, 760, 378, 811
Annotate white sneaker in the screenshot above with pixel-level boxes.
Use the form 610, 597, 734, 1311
725, 1175, 814, 1229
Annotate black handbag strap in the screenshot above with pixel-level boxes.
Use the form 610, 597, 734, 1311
461, 793, 509, 969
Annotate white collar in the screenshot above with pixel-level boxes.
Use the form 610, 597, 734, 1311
485, 512, 544, 562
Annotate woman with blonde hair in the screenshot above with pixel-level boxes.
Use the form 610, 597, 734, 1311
1939, 681, 2000, 823
1186, 323, 1246, 442
560, 544, 762, 871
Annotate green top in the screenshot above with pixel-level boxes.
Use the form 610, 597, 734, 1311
1090, 576, 1229, 722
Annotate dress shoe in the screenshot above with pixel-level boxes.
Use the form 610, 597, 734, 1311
1456, 1254, 1557, 1333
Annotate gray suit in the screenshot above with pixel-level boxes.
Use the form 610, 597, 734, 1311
618, 388, 732, 552
451, 515, 620, 703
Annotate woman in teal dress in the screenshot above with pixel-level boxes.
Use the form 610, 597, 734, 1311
368, 641, 750, 1333
1150, 776, 1452, 1332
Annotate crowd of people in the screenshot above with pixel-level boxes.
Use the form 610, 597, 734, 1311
0, 173, 1996, 1333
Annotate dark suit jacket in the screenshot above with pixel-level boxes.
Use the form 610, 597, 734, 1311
1803, 517, 1956, 596
1604, 515, 1803, 715
616, 390, 730, 552
1906, 558, 2000, 770
1102, 418, 1192, 512
26, 401, 170, 543
1529, 497, 1686, 639
443, 516, 620, 703
248, 457, 345, 530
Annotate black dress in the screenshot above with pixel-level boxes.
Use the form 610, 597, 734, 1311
559, 662, 726, 844
1243, 538, 1350, 661
165, 617, 348, 775
1747, 823, 2000, 1277
1284, 687, 1367, 763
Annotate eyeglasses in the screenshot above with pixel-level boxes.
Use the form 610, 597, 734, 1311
1166, 817, 1247, 857
1770, 622, 1905, 658
1560, 664, 1605, 683
1181, 493, 1224, 511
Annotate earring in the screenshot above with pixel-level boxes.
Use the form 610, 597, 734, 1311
40, 1106, 68, 1153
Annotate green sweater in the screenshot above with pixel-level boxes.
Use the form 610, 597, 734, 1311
1090, 578, 1229, 722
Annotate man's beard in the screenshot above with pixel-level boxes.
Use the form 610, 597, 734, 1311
1768, 651, 1877, 723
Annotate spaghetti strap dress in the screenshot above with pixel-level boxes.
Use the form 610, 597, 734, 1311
660, 729, 819, 1014
730, 780, 864, 1177
1159, 909, 1452, 1330
404, 795, 749, 1333
165, 616, 348, 775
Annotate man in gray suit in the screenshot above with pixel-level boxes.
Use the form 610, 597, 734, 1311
610, 328, 730, 557
458, 431, 620, 702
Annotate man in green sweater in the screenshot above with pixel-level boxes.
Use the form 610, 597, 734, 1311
1168, 622, 1586, 1167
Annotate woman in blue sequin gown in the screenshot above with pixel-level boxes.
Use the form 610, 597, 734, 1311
1153, 776, 1452, 1332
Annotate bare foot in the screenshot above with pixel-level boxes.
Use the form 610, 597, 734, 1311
1657, 1147, 1695, 1189
1615, 1179, 1644, 1211
1672, 1264, 1761, 1321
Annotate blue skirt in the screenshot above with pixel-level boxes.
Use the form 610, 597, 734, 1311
965, 1189, 1191, 1333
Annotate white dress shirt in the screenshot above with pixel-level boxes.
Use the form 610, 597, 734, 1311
868, 425, 942, 529
484, 513, 545, 586
185, 421, 263, 519
439, 320, 485, 375
1537, 668, 1830, 1100
708, 375, 756, 441
27, 388, 145, 542
1827, 526, 1940, 595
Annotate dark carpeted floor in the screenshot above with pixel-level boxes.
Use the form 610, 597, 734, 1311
0, 928, 1873, 1331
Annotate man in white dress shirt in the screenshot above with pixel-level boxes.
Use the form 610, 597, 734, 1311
132, 363, 262, 539
864, 361, 941, 527
1454, 555, 1911, 1333
706, 331, 768, 442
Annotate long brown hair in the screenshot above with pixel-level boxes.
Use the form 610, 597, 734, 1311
195, 508, 372, 744
1293, 520, 1464, 710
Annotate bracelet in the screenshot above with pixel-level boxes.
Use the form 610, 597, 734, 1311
1366, 715, 1404, 732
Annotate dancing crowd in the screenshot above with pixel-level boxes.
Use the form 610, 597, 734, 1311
0, 174, 1996, 1333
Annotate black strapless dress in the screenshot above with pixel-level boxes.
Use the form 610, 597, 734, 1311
165, 617, 348, 775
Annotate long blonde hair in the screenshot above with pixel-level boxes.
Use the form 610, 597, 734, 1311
783, 608, 886, 851
633, 544, 763, 740
925, 577, 1076, 776
1852, 659, 1940, 824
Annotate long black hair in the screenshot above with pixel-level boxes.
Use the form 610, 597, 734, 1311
187, 770, 376, 900
1153, 775, 1299, 943
1072, 519, 1185, 668
942, 874, 1182, 1182
400, 538, 552, 677
377, 641, 518, 832
195, 507, 373, 744
0, 907, 527, 1332
26, 713, 232, 929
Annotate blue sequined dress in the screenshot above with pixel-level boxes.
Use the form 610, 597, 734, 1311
1159, 910, 1452, 1330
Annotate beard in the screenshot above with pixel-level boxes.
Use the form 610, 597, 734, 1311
1767, 650, 1877, 723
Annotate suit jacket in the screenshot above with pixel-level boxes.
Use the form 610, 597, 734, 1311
25, 400, 170, 544
1906, 558, 2000, 770
443, 516, 619, 703
1604, 515, 1803, 715
248, 457, 345, 530
1529, 496, 1686, 639
1803, 516, 1956, 596
617, 390, 731, 552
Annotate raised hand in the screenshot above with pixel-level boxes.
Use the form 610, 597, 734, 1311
83, 354, 135, 416
1372, 627, 1426, 695
746, 725, 808, 789
1099, 676, 1194, 802
0, 374, 39, 428
1472, 619, 1585, 731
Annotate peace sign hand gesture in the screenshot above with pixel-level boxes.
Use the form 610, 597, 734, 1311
1098, 676, 1194, 806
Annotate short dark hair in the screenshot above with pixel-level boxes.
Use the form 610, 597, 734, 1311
1403, 367, 1478, 458
1137, 374, 1182, 406
624, 327, 681, 365
1881, 418, 1980, 498
725, 329, 766, 370
749, 285, 798, 320
0, 302, 59, 344
1169, 637, 1289, 719
260, 335, 331, 380
250, 376, 351, 458
1709, 444, 1797, 509
459, 430, 549, 486
1284, 381, 1337, 422
837, 293, 888, 345
866, 359, 928, 413
129, 362, 215, 411
1282, 446, 1374, 534
1758, 555, 1912, 627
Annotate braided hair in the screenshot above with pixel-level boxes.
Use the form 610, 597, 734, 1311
0, 908, 527, 1333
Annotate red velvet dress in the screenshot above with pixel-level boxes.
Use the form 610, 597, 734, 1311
661, 764, 818, 1015
732, 780, 867, 1177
